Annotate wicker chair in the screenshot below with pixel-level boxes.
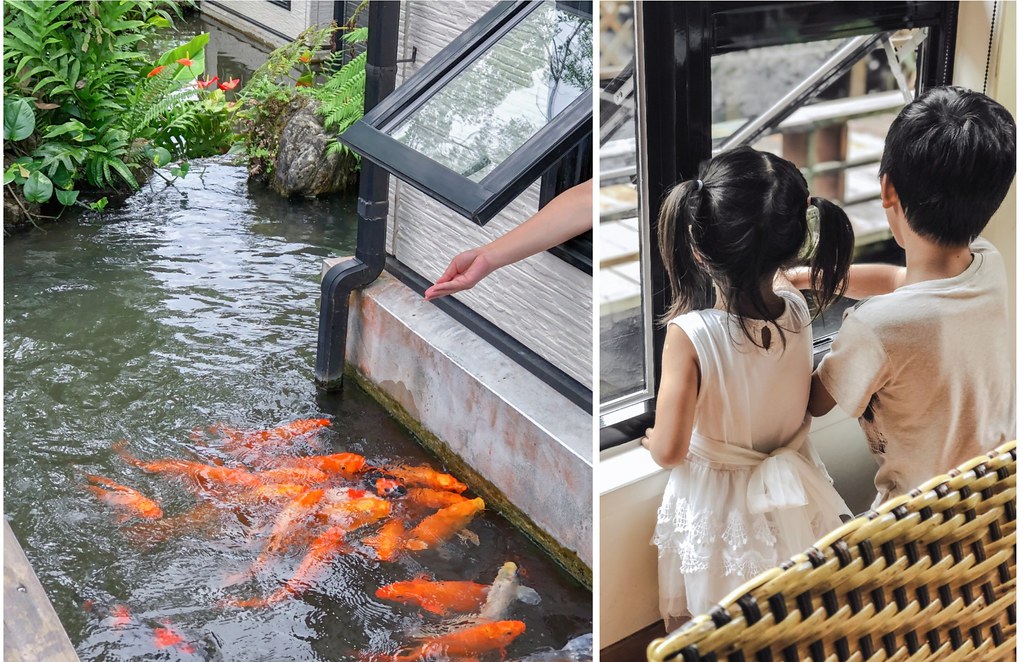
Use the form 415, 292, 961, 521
647, 440, 1016, 662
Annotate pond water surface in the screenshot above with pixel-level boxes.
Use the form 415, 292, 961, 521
4, 160, 591, 660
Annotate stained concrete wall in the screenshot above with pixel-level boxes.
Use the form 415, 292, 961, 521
344, 271, 593, 575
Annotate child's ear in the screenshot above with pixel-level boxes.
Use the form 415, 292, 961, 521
880, 174, 900, 210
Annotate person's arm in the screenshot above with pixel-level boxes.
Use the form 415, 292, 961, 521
424, 180, 593, 301
808, 372, 837, 417
786, 264, 906, 300
640, 324, 700, 469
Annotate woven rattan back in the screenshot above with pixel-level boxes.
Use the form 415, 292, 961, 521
648, 440, 1016, 662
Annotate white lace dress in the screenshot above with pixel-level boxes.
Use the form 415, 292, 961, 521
651, 291, 851, 626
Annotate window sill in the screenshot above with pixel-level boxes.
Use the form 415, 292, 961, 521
599, 440, 664, 496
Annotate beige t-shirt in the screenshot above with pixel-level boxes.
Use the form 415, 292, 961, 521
816, 238, 1015, 506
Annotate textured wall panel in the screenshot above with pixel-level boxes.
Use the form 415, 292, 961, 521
388, 1, 593, 388
202, 1, 334, 45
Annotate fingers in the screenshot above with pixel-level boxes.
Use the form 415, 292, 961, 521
424, 274, 475, 301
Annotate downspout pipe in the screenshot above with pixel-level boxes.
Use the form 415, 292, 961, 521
316, 0, 400, 390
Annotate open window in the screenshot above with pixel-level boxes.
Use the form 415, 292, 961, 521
341, 0, 592, 227
599, 1, 958, 449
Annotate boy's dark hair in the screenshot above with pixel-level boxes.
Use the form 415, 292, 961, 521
656, 147, 853, 347
879, 85, 1016, 246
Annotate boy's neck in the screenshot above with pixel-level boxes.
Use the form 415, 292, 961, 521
902, 231, 975, 286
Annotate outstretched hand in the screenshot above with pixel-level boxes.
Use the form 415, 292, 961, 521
424, 248, 497, 301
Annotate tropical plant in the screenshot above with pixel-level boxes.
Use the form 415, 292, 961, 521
3, 0, 233, 227
312, 26, 368, 158
232, 4, 368, 185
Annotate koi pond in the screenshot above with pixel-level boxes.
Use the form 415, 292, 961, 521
3, 159, 591, 660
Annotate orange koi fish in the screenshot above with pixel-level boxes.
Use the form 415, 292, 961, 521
279, 452, 367, 479
110, 604, 131, 629
404, 487, 469, 510
252, 466, 330, 485
388, 465, 467, 493
83, 474, 163, 521
235, 482, 308, 504
228, 525, 350, 608
405, 498, 485, 551
217, 418, 332, 448
115, 443, 260, 491
319, 490, 393, 532
361, 466, 408, 498
251, 488, 328, 570
364, 518, 407, 561
153, 620, 195, 654
392, 620, 526, 661
376, 578, 490, 616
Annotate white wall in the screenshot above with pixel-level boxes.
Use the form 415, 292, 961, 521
388, 1, 593, 389
952, 1, 1016, 368
201, 1, 335, 47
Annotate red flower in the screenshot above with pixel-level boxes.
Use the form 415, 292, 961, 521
217, 78, 240, 91
147, 65, 166, 78
176, 57, 194, 67
299, 52, 312, 64
197, 76, 219, 90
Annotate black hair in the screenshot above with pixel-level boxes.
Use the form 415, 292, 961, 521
657, 146, 853, 347
879, 85, 1016, 246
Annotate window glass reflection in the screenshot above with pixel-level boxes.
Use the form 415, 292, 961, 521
599, 0, 647, 405
388, 1, 592, 181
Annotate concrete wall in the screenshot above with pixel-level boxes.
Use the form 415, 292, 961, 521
344, 271, 593, 576
388, 1, 593, 389
202, 1, 335, 47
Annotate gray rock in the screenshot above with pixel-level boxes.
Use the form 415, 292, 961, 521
272, 97, 355, 197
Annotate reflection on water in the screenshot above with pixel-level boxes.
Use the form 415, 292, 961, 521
4, 159, 590, 660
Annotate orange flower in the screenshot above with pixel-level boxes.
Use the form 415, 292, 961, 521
217, 78, 240, 91
299, 52, 312, 63
147, 65, 166, 78
176, 57, 194, 67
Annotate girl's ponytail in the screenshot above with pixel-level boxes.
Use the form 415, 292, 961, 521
657, 180, 709, 325
807, 196, 854, 315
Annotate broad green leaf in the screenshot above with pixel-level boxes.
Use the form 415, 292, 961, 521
91, 197, 108, 211
3, 167, 15, 185
152, 147, 172, 166
147, 15, 171, 28
55, 189, 79, 206
23, 171, 53, 203
155, 33, 209, 81
4, 97, 35, 141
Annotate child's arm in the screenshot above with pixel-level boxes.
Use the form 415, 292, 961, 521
640, 324, 700, 468
808, 372, 837, 417
424, 180, 593, 301
786, 264, 906, 300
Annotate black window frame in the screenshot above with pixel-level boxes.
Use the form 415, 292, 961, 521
340, 0, 593, 229
599, 1, 957, 450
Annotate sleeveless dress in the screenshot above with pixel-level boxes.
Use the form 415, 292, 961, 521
651, 291, 851, 627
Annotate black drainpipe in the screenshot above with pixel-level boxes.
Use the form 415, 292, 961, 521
316, 0, 400, 390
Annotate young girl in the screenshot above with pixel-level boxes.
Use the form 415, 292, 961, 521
642, 146, 855, 628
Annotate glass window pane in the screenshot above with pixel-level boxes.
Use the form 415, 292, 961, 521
599, 0, 647, 405
712, 29, 927, 336
387, 1, 592, 181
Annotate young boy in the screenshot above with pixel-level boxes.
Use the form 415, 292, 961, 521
808, 85, 1016, 507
